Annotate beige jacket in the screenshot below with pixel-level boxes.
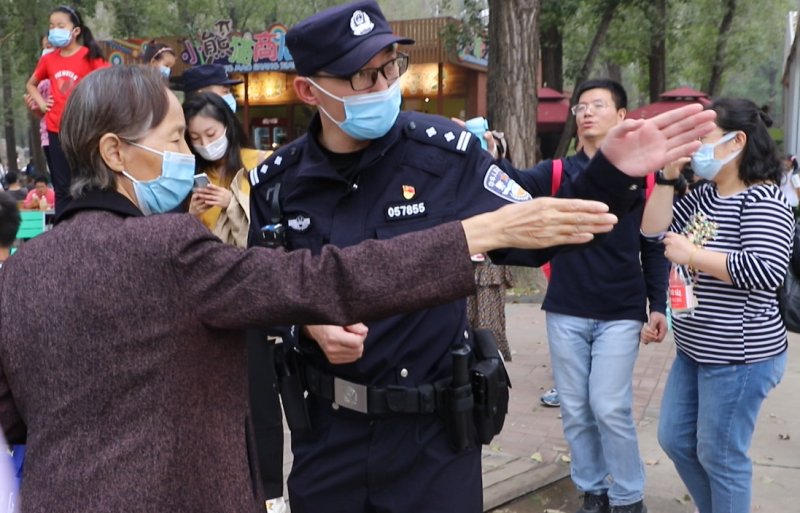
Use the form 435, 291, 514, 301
212, 167, 250, 248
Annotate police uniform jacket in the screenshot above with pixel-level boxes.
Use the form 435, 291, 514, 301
248, 112, 644, 390
0, 189, 476, 512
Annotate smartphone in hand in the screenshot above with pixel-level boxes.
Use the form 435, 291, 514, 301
193, 173, 211, 188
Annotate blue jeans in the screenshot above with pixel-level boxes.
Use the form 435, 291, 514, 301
658, 350, 786, 513
546, 312, 645, 506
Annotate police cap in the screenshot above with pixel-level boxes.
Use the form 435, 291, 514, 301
286, 0, 414, 78
181, 64, 243, 93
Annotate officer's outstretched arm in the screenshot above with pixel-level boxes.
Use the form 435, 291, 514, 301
461, 197, 617, 255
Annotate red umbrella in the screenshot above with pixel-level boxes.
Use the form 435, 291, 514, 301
627, 87, 711, 120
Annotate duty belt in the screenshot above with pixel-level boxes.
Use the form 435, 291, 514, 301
302, 363, 447, 416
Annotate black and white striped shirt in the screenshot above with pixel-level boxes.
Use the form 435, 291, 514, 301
669, 183, 793, 364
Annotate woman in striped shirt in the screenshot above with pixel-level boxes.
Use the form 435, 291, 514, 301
641, 98, 791, 513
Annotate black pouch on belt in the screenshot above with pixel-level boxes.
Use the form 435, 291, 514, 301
470, 328, 512, 445
272, 344, 312, 433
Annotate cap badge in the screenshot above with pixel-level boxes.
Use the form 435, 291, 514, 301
350, 10, 375, 36
402, 185, 416, 200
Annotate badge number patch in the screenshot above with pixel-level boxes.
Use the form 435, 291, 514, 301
385, 201, 427, 221
483, 164, 532, 203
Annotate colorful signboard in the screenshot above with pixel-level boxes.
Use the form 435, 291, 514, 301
180, 19, 295, 73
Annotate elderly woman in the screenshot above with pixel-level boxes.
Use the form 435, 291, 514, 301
0, 66, 642, 512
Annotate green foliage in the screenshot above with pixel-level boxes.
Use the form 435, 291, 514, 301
438, 0, 487, 55
553, 0, 794, 113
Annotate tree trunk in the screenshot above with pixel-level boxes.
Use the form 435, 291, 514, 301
541, 23, 563, 91
648, 0, 667, 103
1, 42, 18, 173
29, 115, 46, 178
706, 0, 737, 97
554, 0, 620, 158
176, 0, 195, 31
487, 0, 539, 168
605, 60, 622, 84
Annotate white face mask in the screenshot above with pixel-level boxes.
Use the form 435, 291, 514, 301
192, 129, 228, 162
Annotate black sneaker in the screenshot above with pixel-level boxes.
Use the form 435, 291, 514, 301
577, 493, 610, 513
610, 500, 647, 513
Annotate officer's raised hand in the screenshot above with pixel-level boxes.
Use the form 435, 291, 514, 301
601, 103, 716, 177
462, 197, 617, 253
304, 323, 369, 364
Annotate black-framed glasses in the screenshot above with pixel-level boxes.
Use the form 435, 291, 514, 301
320, 53, 409, 92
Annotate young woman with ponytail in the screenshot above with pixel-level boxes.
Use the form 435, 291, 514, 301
25, 5, 110, 216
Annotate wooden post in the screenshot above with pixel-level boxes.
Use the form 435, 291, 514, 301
243, 74, 251, 141
437, 62, 444, 116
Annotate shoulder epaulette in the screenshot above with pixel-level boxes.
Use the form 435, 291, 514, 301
248, 142, 303, 189
402, 113, 476, 155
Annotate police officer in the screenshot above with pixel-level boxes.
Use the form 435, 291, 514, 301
247, 2, 715, 512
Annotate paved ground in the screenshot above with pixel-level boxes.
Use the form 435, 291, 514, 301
275, 302, 800, 512
487, 303, 800, 513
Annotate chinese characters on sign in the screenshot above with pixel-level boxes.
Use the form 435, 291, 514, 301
181, 20, 295, 73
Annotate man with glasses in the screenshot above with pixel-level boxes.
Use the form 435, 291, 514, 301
505, 79, 669, 513
247, 2, 712, 510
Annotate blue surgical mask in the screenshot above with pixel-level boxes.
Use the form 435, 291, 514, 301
308, 79, 401, 140
691, 131, 742, 181
121, 142, 196, 215
221, 93, 237, 113
158, 65, 171, 78
48, 28, 73, 48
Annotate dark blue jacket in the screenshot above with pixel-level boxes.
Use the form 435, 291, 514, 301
507, 151, 668, 321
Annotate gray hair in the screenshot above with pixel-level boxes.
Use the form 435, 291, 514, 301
61, 66, 170, 198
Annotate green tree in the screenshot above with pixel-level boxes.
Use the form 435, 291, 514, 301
706, 0, 738, 97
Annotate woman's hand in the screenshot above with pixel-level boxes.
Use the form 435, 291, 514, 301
23, 94, 49, 116
188, 192, 211, 217
640, 311, 668, 344
303, 324, 369, 365
663, 157, 690, 180
191, 183, 232, 209
36, 97, 53, 114
663, 232, 698, 266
